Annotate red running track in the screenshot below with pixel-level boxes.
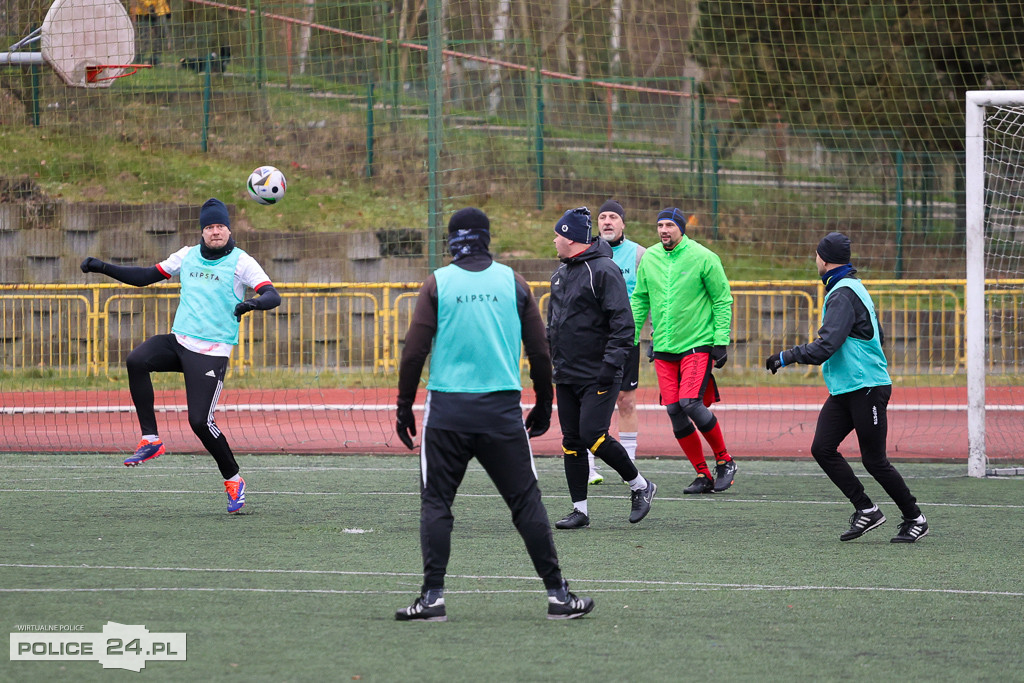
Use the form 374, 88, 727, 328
1, 386, 1020, 461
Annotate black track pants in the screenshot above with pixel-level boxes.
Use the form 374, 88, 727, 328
418, 425, 563, 592
126, 334, 239, 479
810, 385, 920, 519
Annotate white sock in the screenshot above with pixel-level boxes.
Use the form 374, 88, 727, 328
620, 432, 638, 461
627, 475, 647, 491
573, 500, 588, 515
914, 514, 926, 523
142, 434, 159, 442
587, 450, 597, 473
859, 505, 879, 514
227, 474, 242, 483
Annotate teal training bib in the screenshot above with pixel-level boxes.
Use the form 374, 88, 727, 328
172, 246, 243, 345
427, 262, 522, 393
821, 279, 891, 394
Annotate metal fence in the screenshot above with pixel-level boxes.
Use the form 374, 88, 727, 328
1, 279, 1013, 377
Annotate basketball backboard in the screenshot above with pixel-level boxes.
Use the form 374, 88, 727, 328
0, 0, 140, 88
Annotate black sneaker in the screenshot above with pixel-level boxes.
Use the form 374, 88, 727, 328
628, 478, 657, 523
683, 474, 714, 494
839, 509, 886, 541
547, 584, 595, 620
891, 517, 929, 543
713, 459, 737, 492
555, 509, 590, 529
395, 595, 447, 622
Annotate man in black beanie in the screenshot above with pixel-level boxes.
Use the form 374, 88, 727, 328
765, 232, 928, 543
80, 197, 281, 514
584, 199, 646, 486
548, 207, 657, 529
394, 207, 593, 621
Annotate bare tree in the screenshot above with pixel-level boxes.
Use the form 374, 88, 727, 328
609, 0, 623, 114
487, 0, 511, 115
296, 0, 315, 75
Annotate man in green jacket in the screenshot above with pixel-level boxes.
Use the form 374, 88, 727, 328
631, 208, 738, 494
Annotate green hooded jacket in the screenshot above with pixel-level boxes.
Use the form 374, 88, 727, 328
630, 235, 732, 352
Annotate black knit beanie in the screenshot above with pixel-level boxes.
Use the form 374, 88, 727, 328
817, 232, 851, 264
598, 199, 625, 221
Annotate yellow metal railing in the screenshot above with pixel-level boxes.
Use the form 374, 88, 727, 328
0, 279, 1016, 377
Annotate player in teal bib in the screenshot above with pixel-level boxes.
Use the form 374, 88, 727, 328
583, 199, 647, 486
80, 198, 280, 514
394, 207, 593, 622
765, 232, 927, 543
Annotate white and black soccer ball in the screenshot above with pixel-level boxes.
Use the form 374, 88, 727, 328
246, 165, 287, 205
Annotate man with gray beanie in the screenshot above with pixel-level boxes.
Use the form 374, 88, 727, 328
765, 232, 928, 543
548, 206, 657, 530
80, 198, 280, 514
631, 208, 738, 494
583, 199, 647, 485
394, 207, 593, 621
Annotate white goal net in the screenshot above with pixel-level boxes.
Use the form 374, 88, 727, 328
965, 91, 1024, 477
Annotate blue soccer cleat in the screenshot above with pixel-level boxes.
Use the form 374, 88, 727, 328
124, 438, 165, 467
225, 477, 246, 513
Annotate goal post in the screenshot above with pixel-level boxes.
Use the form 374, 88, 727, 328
965, 91, 1024, 477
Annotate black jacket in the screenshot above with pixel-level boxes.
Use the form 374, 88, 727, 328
547, 238, 635, 384
787, 270, 885, 366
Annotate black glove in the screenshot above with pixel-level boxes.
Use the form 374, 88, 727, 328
524, 403, 551, 438
396, 403, 416, 449
765, 351, 786, 375
596, 363, 618, 391
80, 256, 105, 274
646, 342, 655, 363
233, 299, 258, 321
712, 345, 728, 369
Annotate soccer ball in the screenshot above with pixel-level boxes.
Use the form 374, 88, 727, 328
246, 165, 287, 205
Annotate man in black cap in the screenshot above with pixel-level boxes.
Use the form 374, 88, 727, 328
80, 198, 281, 514
548, 206, 656, 530
394, 207, 593, 622
765, 232, 928, 543
583, 199, 646, 485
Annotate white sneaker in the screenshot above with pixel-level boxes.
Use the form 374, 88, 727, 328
588, 470, 604, 485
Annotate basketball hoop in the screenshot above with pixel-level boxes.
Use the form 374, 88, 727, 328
85, 63, 152, 83
0, 0, 138, 88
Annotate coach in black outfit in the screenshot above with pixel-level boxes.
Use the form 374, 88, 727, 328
547, 207, 656, 530
393, 207, 594, 621
765, 232, 928, 543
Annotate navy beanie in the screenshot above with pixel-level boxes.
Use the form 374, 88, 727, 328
554, 207, 593, 244
598, 199, 625, 221
657, 207, 690, 234
817, 232, 851, 264
200, 198, 230, 230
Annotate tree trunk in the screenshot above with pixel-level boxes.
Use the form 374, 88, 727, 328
487, 0, 511, 116
296, 0, 315, 75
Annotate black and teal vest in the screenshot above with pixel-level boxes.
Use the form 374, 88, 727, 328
821, 279, 891, 394
172, 246, 243, 345
611, 238, 640, 297
427, 262, 521, 393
